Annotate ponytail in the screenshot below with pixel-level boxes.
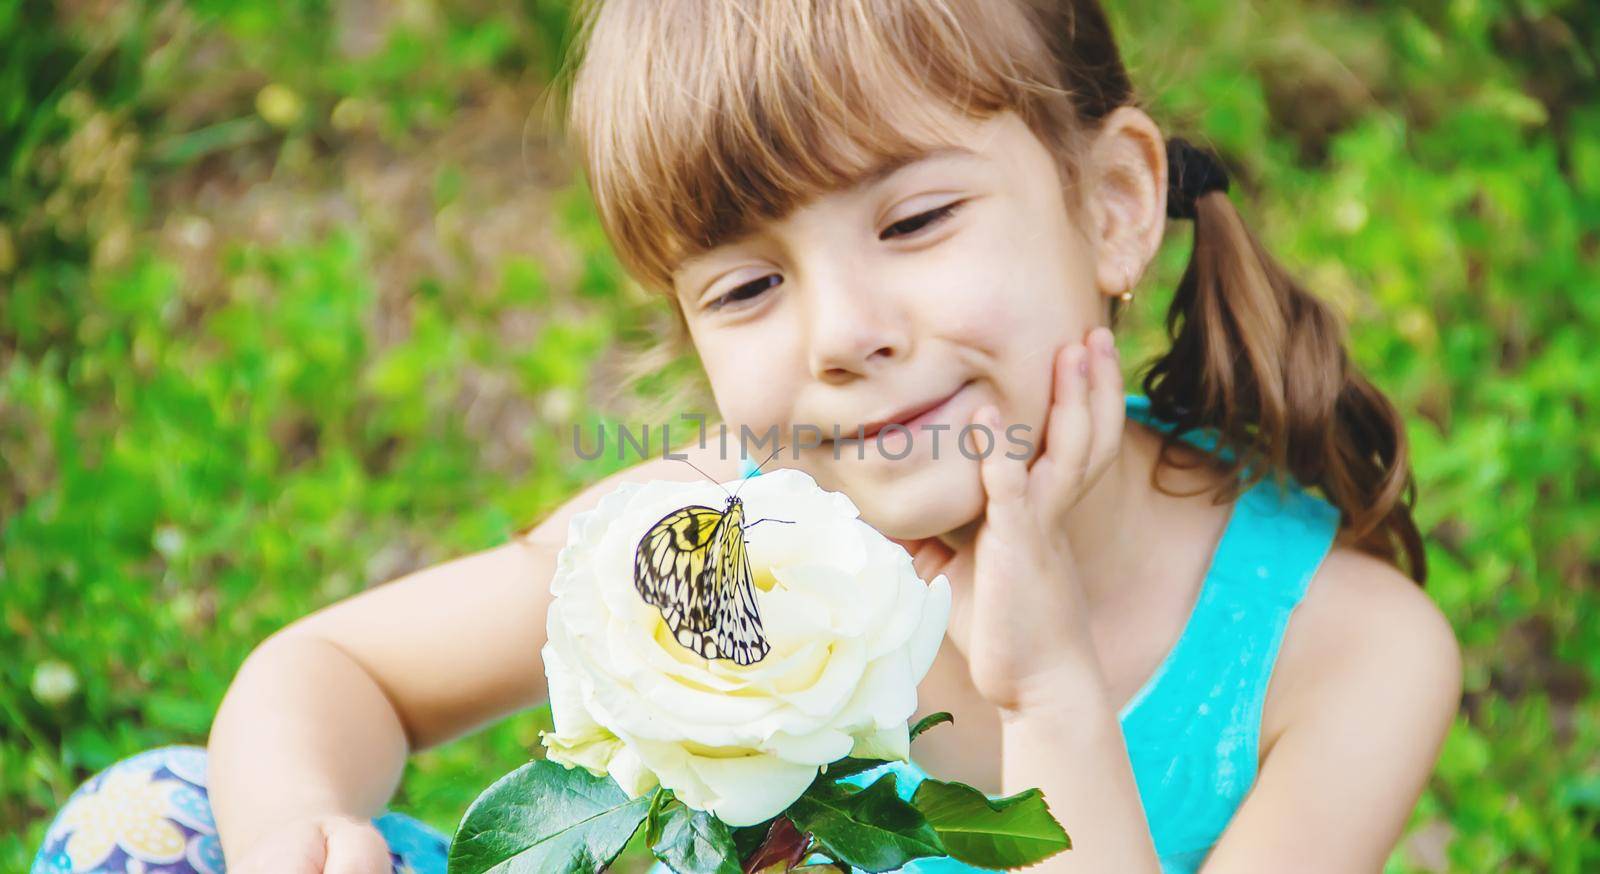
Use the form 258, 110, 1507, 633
1140, 184, 1427, 584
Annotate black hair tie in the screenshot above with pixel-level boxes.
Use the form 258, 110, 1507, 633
1165, 137, 1230, 220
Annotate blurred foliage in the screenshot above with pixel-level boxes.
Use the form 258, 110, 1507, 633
1, 1, 1595, 872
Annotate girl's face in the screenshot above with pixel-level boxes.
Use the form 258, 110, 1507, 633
673, 107, 1163, 540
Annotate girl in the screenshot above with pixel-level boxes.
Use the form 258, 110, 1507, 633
31, 1, 1461, 872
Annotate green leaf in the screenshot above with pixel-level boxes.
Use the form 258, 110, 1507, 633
448, 759, 655, 874
910, 778, 1070, 870
787, 773, 945, 873
909, 712, 954, 742
644, 786, 674, 846
649, 798, 742, 874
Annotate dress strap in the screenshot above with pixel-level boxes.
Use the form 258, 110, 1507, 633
1117, 394, 1340, 864
1122, 392, 1338, 604
1123, 394, 1235, 461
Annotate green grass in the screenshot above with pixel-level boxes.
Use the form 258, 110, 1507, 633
3, 1, 1597, 871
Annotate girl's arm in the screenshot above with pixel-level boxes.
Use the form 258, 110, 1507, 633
1199, 550, 1461, 873
207, 438, 743, 859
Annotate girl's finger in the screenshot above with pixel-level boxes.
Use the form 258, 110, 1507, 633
1084, 326, 1126, 476
322, 818, 390, 874
890, 535, 953, 581
974, 405, 1030, 526
1041, 342, 1093, 504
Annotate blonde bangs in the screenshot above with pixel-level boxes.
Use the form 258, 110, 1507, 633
565, 0, 1082, 296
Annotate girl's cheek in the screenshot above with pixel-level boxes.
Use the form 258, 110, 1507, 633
922, 261, 1061, 359
700, 335, 800, 434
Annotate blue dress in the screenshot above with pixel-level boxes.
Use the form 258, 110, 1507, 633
33, 395, 1337, 874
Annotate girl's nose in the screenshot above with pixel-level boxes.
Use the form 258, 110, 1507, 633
804, 272, 909, 382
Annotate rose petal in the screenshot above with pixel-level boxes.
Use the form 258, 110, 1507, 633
848, 723, 911, 763
687, 750, 820, 827
606, 744, 660, 798
907, 574, 952, 681
765, 727, 855, 766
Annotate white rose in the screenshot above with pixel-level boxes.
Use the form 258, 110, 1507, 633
539, 467, 952, 827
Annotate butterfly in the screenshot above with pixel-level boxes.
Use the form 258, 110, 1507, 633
632, 449, 791, 665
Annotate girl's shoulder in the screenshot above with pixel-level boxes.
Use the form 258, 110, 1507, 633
1261, 545, 1461, 762
1125, 391, 1459, 769
1195, 544, 1459, 863
1128, 395, 1455, 685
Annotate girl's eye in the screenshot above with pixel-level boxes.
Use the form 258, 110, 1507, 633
703, 201, 964, 312
879, 201, 964, 241
708, 274, 781, 311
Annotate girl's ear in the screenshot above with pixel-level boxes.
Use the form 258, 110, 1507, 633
1082, 106, 1169, 300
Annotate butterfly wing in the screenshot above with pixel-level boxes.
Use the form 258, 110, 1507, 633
631, 499, 771, 665
633, 505, 724, 638
707, 502, 772, 665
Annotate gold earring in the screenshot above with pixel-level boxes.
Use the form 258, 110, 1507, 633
1119, 289, 1134, 303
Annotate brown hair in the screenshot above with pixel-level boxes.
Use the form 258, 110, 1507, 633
558, 0, 1425, 582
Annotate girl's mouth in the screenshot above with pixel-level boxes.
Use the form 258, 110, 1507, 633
856, 380, 975, 438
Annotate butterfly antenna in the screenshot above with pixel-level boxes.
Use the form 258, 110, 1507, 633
733, 444, 786, 499
673, 456, 732, 498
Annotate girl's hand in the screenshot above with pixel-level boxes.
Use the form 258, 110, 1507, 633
228, 814, 392, 874
896, 327, 1125, 714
